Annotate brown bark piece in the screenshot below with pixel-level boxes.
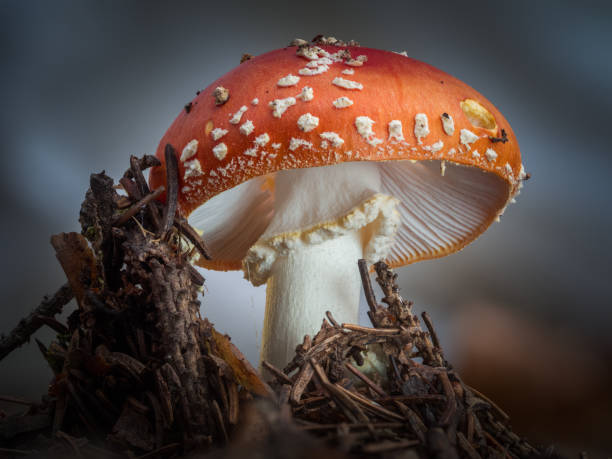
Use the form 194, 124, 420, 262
50, 232, 97, 307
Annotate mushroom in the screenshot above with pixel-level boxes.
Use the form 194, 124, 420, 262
149, 41, 526, 369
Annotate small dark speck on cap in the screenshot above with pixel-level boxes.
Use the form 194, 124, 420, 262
440, 81, 444, 84
184, 102, 193, 113
240, 53, 253, 64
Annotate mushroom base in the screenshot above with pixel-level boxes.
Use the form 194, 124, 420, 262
260, 230, 364, 370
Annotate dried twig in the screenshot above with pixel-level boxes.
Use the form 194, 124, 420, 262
160, 144, 178, 236
0, 283, 72, 361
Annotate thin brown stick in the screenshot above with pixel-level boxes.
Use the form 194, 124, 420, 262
160, 144, 178, 236
345, 362, 386, 397
119, 176, 142, 201
465, 384, 510, 421
0, 395, 36, 406
421, 311, 442, 351
173, 216, 212, 260
358, 259, 379, 314
35, 315, 68, 335
438, 371, 456, 426
335, 384, 404, 421
112, 187, 165, 227
323, 310, 340, 328
261, 360, 293, 385
341, 323, 404, 335
123, 155, 161, 179
457, 431, 483, 459
129, 155, 161, 230
0, 283, 73, 361
376, 394, 446, 404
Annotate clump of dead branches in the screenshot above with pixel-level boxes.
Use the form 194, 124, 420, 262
261, 260, 546, 458
0, 148, 571, 459
0, 149, 270, 458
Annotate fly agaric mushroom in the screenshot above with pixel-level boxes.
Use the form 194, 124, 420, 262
149, 39, 526, 369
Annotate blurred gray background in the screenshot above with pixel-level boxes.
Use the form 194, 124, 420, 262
1, 0, 611, 454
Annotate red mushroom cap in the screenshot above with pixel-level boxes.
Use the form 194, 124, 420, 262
149, 44, 524, 272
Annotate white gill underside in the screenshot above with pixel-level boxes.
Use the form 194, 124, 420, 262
189, 160, 509, 275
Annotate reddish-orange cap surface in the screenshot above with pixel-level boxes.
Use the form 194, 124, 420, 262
149, 43, 524, 271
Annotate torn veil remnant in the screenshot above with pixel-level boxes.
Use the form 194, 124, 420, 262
149, 36, 526, 369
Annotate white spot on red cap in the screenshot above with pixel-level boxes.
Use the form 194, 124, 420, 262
298, 86, 314, 101
269, 97, 296, 118
229, 105, 248, 124
277, 74, 300, 87
333, 96, 353, 108
460, 128, 479, 146
296, 46, 320, 60
472, 150, 480, 159
244, 147, 258, 157
299, 65, 329, 76
345, 55, 368, 67
388, 120, 404, 142
251, 98, 259, 105
423, 140, 443, 153
211, 128, 228, 141
485, 148, 498, 162
289, 138, 313, 151
297, 113, 319, 132
441, 113, 455, 136
504, 162, 513, 175
332, 77, 363, 90
184, 159, 203, 179
414, 114, 430, 143
355, 116, 383, 146
212, 143, 228, 160
254, 133, 270, 146
341, 68, 354, 75
271, 143, 281, 150
239, 120, 255, 136
320, 132, 344, 147
180, 139, 198, 161
307, 57, 333, 67
345, 59, 363, 67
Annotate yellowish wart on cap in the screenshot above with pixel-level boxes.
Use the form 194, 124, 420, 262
460, 99, 497, 131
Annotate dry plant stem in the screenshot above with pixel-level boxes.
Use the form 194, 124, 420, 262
160, 144, 179, 237
358, 259, 379, 320
174, 216, 212, 260
0, 156, 272, 456
112, 187, 165, 227
130, 155, 161, 229
0, 283, 73, 361
0, 395, 35, 406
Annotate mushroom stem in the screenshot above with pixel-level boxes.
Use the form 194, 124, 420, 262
261, 229, 363, 369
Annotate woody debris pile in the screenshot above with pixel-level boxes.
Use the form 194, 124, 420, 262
0, 152, 566, 458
